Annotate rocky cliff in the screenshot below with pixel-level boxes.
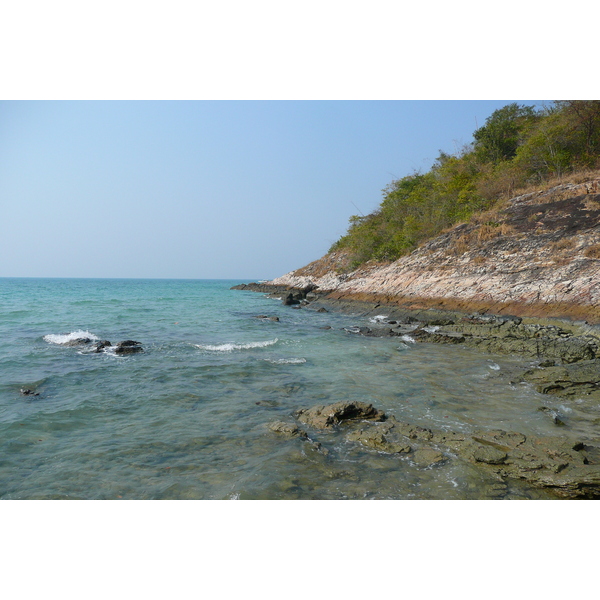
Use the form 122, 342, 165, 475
270, 179, 600, 323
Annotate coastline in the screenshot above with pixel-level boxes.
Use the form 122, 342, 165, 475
233, 281, 600, 498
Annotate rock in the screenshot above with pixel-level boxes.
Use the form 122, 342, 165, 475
254, 315, 279, 321
538, 406, 566, 426
114, 340, 143, 354
412, 448, 447, 467
472, 445, 508, 465
295, 401, 386, 429
283, 292, 301, 306
20, 389, 40, 396
268, 421, 308, 438
521, 359, 600, 397
91, 340, 112, 353
63, 337, 92, 347
347, 426, 411, 454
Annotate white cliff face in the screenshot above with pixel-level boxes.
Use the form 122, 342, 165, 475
271, 182, 600, 316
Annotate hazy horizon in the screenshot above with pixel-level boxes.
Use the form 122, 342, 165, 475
1, 100, 544, 280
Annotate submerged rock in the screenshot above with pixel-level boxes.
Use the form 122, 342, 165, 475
268, 421, 308, 438
20, 389, 40, 397
280, 401, 600, 498
412, 448, 447, 467
347, 424, 411, 454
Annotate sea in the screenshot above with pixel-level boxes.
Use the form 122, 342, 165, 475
1, 277, 595, 500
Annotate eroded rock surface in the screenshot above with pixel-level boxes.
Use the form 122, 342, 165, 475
272, 403, 600, 499
294, 401, 386, 429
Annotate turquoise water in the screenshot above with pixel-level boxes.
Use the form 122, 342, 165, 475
0, 278, 592, 499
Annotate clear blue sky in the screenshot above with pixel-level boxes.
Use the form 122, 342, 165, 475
0, 100, 544, 279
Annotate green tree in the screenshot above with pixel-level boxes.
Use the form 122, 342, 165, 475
473, 103, 538, 163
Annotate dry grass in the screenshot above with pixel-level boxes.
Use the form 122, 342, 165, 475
510, 169, 600, 199
548, 238, 576, 251
584, 244, 600, 259
477, 223, 515, 242
470, 254, 487, 264
449, 235, 470, 256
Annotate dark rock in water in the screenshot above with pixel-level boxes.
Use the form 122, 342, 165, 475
295, 401, 386, 429
63, 337, 92, 347
254, 315, 280, 321
231, 282, 292, 294
283, 292, 300, 306
115, 340, 143, 354
91, 340, 112, 353
281, 285, 319, 306
316, 307, 328, 313
20, 389, 40, 397
538, 406, 566, 426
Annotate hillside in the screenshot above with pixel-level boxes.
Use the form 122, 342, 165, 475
270, 177, 600, 323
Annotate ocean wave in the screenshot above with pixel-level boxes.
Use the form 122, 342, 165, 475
43, 330, 99, 345
400, 335, 416, 344
265, 357, 306, 364
195, 338, 279, 352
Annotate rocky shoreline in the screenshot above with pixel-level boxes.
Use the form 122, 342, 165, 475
233, 281, 600, 498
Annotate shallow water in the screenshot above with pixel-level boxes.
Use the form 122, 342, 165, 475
1, 278, 596, 499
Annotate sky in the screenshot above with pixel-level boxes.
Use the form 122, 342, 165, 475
0, 100, 547, 280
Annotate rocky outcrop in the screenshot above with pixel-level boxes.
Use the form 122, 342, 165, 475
273, 402, 600, 498
521, 358, 600, 401
294, 401, 386, 429
267, 181, 600, 323
114, 340, 143, 354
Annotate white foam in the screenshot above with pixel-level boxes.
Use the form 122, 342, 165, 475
488, 362, 501, 371
43, 330, 99, 345
369, 315, 389, 323
400, 335, 416, 344
195, 338, 279, 352
265, 357, 306, 364
423, 325, 440, 333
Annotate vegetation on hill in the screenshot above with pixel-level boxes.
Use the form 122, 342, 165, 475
331, 101, 600, 268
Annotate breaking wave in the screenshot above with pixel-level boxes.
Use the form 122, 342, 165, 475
43, 330, 99, 345
195, 338, 279, 352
